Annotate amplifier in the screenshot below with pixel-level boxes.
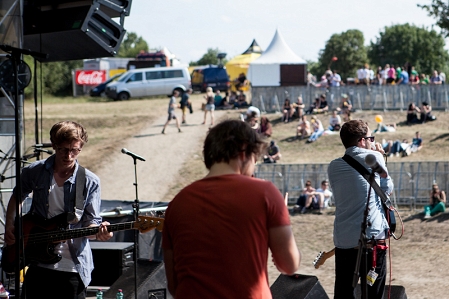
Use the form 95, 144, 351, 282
90, 242, 134, 286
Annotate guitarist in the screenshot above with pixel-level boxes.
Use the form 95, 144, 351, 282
328, 120, 394, 299
4, 121, 113, 299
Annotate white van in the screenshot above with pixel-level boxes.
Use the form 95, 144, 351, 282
105, 66, 191, 100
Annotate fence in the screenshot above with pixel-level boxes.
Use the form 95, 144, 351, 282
251, 85, 449, 113
254, 161, 449, 210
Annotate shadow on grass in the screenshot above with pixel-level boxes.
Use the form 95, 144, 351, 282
280, 136, 300, 143
429, 133, 449, 142
134, 133, 159, 138
403, 211, 449, 223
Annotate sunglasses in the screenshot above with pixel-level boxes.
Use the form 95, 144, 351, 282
360, 136, 375, 142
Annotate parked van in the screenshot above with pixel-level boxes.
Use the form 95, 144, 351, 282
191, 65, 230, 92
105, 66, 191, 100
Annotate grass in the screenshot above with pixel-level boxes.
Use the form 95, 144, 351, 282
23, 94, 449, 200
264, 109, 449, 164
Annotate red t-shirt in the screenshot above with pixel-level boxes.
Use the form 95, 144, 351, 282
162, 174, 290, 299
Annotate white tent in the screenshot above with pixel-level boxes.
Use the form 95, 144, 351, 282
248, 29, 306, 87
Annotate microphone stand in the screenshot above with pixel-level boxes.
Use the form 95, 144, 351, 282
131, 156, 143, 299
352, 172, 375, 299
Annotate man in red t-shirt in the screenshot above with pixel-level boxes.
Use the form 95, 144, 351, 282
162, 120, 301, 299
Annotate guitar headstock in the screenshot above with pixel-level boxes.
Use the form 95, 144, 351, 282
313, 248, 335, 269
135, 216, 164, 233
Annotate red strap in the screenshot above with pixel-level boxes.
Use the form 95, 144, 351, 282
371, 244, 389, 269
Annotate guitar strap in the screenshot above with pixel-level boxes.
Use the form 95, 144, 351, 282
67, 165, 86, 224
342, 154, 396, 234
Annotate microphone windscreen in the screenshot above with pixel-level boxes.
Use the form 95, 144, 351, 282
121, 148, 127, 154
365, 154, 376, 166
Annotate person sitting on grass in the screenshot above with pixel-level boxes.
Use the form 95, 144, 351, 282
420, 101, 436, 123
234, 91, 249, 108
263, 140, 282, 163
293, 96, 305, 119
214, 89, 223, 107
307, 116, 324, 143
296, 115, 311, 140
424, 183, 446, 219
282, 98, 294, 123
406, 103, 421, 124
294, 180, 324, 215
259, 116, 273, 137
337, 94, 352, 122
316, 180, 333, 209
328, 110, 342, 132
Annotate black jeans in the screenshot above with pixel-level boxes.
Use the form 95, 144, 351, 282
334, 246, 386, 299
22, 266, 86, 299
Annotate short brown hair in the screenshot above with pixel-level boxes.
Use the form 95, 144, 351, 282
50, 121, 88, 146
339, 119, 368, 148
203, 120, 266, 169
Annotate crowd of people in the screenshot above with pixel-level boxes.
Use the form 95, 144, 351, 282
308, 64, 446, 88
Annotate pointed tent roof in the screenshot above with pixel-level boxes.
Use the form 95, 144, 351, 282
250, 29, 306, 64
242, 39, 263, 55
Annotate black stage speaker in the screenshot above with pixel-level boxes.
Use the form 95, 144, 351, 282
355, 284, 407, 299
90, 242, 134, 286
270, 274, 329, 299
23, 2, 126, 62
103, 259, 173, 299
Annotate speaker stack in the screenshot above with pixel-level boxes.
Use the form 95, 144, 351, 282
23, 0, 131, 62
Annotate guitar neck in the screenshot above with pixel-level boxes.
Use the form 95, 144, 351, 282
27, 221, 137, 244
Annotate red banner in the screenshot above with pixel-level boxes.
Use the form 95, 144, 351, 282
75, 70, 107, 85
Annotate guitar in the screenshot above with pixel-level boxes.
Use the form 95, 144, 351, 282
1, 213, 164, 273
313, 248, 335, 269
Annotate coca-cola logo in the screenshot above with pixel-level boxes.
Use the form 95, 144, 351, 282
75, 70, 107, 85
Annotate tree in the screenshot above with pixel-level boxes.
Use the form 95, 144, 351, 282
24, 58, 83, 97
368, 23, 449, 75
117, 32, 149, 58
189, 48, 227, 66
418, 1, 449, 37
316, 29, 368, 81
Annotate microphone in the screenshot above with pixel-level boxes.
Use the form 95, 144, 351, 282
33, 143, 52, 148
0, 44, 48, 59
121, 148, 146, 162
35, 148, 53, 155
365, 154, 388, 178
22, 149, 53, 161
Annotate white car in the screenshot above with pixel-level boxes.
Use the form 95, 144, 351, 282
105, 66, 191, 100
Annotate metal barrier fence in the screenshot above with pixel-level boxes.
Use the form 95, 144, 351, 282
251, 85, 449, 113
254, 161, 449, 210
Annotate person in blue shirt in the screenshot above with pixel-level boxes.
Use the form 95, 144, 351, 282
397, 68, 409, 84
5, 121, 113, 299
328, 119, 394, 299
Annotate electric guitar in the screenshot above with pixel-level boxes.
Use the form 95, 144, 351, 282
1, 213, 164, 273
313, 247, 335, 269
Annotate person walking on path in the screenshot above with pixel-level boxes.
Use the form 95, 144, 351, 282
162, 90, 182, 134
180, 88, 192, 124
202, 87, 215, 127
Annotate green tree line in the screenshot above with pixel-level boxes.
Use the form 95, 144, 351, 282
309, 23, 449, 81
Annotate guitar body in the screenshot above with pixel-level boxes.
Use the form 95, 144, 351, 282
2, 213, 68, 273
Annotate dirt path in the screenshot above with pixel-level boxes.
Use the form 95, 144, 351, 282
95, 106, 226, 203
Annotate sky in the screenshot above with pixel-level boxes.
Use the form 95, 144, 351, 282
122, 0, 443, 64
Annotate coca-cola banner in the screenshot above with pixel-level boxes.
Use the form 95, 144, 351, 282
75, 70, 107, 85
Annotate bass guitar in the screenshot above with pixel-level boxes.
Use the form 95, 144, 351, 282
1, 213, 164, 273
313, 247, 335, 269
